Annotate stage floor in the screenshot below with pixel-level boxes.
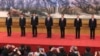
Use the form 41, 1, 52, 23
0, 32, 100, 47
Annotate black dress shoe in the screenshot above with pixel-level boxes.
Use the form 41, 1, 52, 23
47, 36, 51, 38
33, 35, 37, 37
8, 35, 11, 37
61, 36, 64, 38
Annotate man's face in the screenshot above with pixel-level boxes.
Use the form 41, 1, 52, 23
77, 15, 80, 18
33, 14, 36, 16
7, 14, 10, 17
48, 14, 50, 17
92, 15, 94, 18
20, 15, 23, 17
61, 14, 64, 18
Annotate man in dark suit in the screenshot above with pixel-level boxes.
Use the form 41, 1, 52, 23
59, 14, 66, 38
46, 46, 56, 56
56, 47, 67, 56
74, 15, 82, 39
6, 13, 12, 36
89, 15, 97, 39
31, 13, 38, 37
19, 14, 26, 36
82, 47, 93, 56
45, 14, 53, 38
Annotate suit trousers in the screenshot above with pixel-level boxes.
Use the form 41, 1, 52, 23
32, 26, 37, 37
60, 27, 65, 38
7, 26, 11, 36
20, 26, 25, 36
90, 28, 95, 39
46, 26, 52, 38
75, 28, 80, 39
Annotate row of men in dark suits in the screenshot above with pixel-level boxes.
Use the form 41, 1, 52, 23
6, 13, 97, 39
73, 15, 97, 39
6, 13, 38, 37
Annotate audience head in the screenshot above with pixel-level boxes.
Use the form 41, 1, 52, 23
39, 54, 45, 56
49, 46, 56, 52
70, 46, 78, 52
85, 47, 91, 53
59, 47, 65, 53
37, 46, 41, 52
49, 46, 53, 50
73, 46, 78, 51
20, 44, 25, 48
70, 46, 74, 52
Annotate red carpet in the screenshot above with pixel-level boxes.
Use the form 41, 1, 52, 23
0, 32, 100, 47
0, 32, 100, 54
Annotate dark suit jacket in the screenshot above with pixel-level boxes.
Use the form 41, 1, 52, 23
59, 18, 66, 28
89, 19, 97, 29
68, 52, 78, 56
56, 52, 67, 56
45, 17, 53, 27
19, 17, 26, 27
82, 52, 93, 56
31, 16, 38, 26
2, 47, 9, 56
46, 51, 56, 56
6, 17, 12, 27
74, 18, 82, 28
